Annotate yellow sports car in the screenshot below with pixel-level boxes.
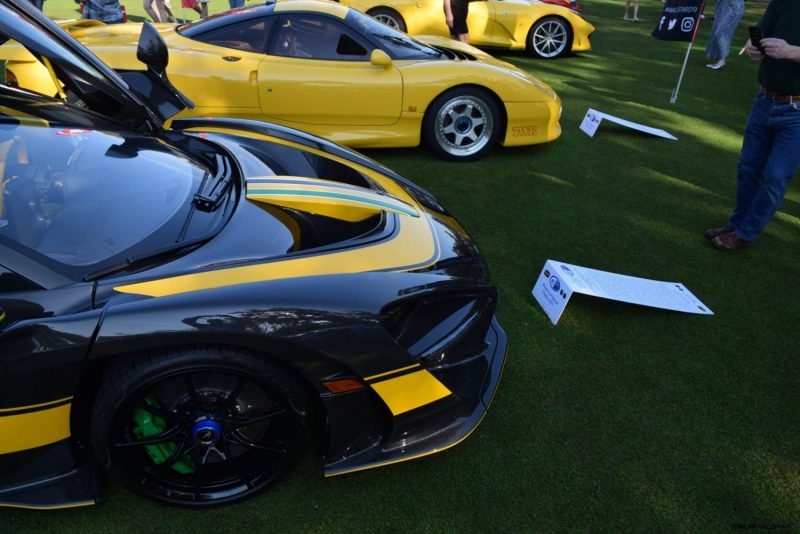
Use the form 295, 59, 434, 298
1, 1, 560, 161
339, 0, 595, 59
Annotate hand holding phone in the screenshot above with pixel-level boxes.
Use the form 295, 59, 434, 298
749, 26, 764, 52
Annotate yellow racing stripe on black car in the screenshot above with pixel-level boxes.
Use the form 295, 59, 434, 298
0, 501, 95, 510
114, 200, 438, 298
363, 363, 421, 382
0, 398, 72, 454
113, 128, 440, 298
114, 213, 437, 297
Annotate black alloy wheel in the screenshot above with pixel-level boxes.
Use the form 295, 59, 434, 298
91, 347, 310, 507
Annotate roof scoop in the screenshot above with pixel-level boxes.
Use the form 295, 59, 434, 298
246, 176, 419, 222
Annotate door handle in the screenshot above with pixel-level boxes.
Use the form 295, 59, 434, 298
223, 56, 241, 62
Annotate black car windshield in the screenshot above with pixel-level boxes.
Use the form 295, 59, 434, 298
0, 111, 208, 267
345, 10, 440, 59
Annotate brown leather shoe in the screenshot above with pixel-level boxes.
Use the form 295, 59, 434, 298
704, 223, 732, 239
711, 231, 752, 251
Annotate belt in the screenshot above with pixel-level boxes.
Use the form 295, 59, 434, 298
761, 86, 800, 104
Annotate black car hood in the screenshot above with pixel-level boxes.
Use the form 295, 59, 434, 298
0, 0, 174, 131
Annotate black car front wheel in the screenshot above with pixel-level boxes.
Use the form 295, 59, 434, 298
423, 87, 501, 162
91, 347, 311, 507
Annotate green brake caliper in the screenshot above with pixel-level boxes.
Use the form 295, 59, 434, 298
132, 396, 196, 474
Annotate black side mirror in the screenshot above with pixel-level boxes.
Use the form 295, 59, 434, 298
137, 21, 169, 73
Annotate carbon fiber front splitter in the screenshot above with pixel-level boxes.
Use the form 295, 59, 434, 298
0, 441, 99, 510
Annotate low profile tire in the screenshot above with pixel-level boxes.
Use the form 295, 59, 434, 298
367, 8, 407, 33
422, 87, 501, 162
527, 16, 573, 59
91, 346, 310, 507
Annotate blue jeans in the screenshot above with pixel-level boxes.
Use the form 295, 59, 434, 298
729, 92, 800, 241
28, 0, 44, 9
229, 0, 245, 7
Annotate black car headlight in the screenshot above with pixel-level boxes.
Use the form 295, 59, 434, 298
380, 292, 495, 368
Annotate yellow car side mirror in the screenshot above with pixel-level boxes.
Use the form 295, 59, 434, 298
370, 49, 392, 68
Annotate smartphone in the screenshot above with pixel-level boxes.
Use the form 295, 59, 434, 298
749, 26, 764, 51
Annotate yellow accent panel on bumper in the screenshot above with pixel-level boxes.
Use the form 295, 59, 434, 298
0, 402, 71, 455
369, 370, 452, 416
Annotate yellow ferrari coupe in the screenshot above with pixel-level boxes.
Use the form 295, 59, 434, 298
339, 0, 595, 59
2, 1, 561, 161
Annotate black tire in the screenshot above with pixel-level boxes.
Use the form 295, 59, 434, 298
91, 346, 310, 507
526, 16, 573, 59
367, 7, 407, 33
422, 87, 501, 162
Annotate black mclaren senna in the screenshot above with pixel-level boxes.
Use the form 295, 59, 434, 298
0, 0, 506, 508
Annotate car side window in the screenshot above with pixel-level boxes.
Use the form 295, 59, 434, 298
192, 18, 275, 53
269, 15, 371, 61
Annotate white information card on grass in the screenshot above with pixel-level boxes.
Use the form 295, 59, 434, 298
532, 260, 713, 325
579, 108, 678, 140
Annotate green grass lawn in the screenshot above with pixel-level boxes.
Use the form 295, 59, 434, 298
7, 0, 800, 530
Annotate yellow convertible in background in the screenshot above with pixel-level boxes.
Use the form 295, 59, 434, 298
1, 1, 562, 161
339, 0, 595, 59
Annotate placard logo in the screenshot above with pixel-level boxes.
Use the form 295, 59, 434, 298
549, 276, 561, 292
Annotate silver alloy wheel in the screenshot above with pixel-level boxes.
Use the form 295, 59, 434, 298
530, 19, 568, 58
433, 95, 494, 158
373, 13, 402, 31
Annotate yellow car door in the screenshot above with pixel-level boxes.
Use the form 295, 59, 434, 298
167, 18, 272, 114
258, 14, 402, 127
168, 47, 263, 113
483, 0, 531, 47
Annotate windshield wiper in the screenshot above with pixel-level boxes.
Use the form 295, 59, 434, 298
193, 153, 233, 212
82, 234, 211, 281
376, 34, 421, 50
85, 153, 233, 281
375, 34, 441, 57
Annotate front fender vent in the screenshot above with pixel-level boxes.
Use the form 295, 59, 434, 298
381, 292, 495, 368
433, 46, 477, 61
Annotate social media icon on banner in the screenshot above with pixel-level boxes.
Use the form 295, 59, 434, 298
681, 17, 694, 32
